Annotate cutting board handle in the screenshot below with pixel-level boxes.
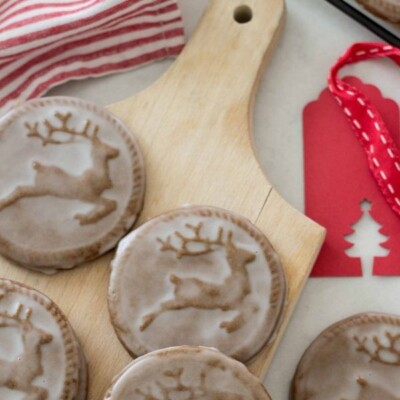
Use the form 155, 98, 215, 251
167, 0, 286, 95
129, 0, 286, 147
108, 0, 287, 219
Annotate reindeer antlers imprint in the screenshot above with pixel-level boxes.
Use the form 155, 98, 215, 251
0, 112, 120, 225
140, 223, 256, 333
353, 331, 400, 366
135, 368, 244, 400
0, 304, 53, 399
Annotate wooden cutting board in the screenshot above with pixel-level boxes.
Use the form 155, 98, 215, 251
0, 0, 326, 398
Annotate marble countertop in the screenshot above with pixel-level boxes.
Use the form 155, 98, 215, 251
49, 1, 400, 399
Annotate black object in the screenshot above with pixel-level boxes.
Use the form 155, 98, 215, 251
325, 0, 400, 48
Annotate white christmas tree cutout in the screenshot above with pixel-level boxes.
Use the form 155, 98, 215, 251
345, 200, 390, 276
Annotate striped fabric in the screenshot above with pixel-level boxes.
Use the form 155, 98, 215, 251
0, 0, 185, 115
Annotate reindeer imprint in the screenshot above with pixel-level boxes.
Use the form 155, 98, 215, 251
109, 206, 286, 362
0, 111, 119, 226
292, 313, 400, 400
140, 223, 256, 333
0, 97, 145, 271
0, 304, 52, 399
0, 279, 87, 400
103, 347, 272, 400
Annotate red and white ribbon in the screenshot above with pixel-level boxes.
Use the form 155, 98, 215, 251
0, 0, 185, 115
328, 42, 400, 217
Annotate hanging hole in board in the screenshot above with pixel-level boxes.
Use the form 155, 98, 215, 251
234, 5, 253, 24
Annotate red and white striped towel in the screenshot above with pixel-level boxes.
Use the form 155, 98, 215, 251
0, 0, 185, 115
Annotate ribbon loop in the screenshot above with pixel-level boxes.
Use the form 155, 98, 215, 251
328, 42, 400, 217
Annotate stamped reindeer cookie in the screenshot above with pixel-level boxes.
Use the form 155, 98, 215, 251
108, 206, 286, 362
0, 97, 145, 271
0, 278, 87, 400
103, 346, 272, 400
292, 312, 400, 400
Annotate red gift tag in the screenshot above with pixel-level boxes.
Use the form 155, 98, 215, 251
304, 76, 400, 277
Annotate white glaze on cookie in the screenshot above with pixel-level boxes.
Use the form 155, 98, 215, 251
292, 313, 400, 400
103, 346, 272, 400
0, 97, 145, 271
109, 206, 286, 362
0, 279, 87, 400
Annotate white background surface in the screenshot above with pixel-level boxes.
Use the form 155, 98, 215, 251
49, 1, 400, 399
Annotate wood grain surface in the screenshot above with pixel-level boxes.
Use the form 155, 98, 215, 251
0, 0, 325, 398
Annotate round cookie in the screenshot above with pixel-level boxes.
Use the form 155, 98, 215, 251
103, 346, 272, 400
0, 278, 87, 399
357, 0, 400, 23
292, 312, 400, 400
0, 97, 145, 272
108, 206, 286, 362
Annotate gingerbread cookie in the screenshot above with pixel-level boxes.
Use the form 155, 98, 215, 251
0, 278, 87, 399
357, 0, 400, 23
0, 97, 145, 272
292, 312, 400, 400
108, 206, 286, 362
103, 346, 272, 400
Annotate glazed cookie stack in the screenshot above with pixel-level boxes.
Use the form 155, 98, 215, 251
0, 96, 147, 399
0, 95, 284, 399
104, 206, 286, 398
